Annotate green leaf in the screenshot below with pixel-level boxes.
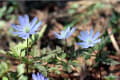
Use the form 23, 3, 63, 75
7, 6, 14, 14
7, 72, 17, 80
68, 9, 75, 14
94, 2, 104, 9
62, 61, 72, 73
48, 65, 61, 74
0, 62, 10, 77
104, 74, 116, 80
34, 64, 47, 76
0, 6, 7, 18
103, 58, 120, 66
2, 76, 8, 80
30, 45, 39, 57
18, 75, 28, 80
17, 64, 25, 77
0, 20, 6, 29
0, 49, 6, 54
72, 4, 79, 9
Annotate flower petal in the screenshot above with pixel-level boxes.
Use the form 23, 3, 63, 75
66, 27, 76, 38
12, 31, 24, 35
81, 45, 89, 48
37, 73, 41, 80
54, 32, 62, 39
18, 33, 29, 39
45, 78, 48, 80
76, 42, 86, 45
93, 39, 101, 44
24, 14, 29, 25
80, 31, 89, 38
29, 30, 36, 34
64, 27, 70, 36
78, 35, 87, 42
89, 43, 94, 47
76, 42, 89, 48
32, 73, 37, 80
84, 31, 89, 36
60, 30, 65, 35
18, 16, 25, 26
30, 17, 38, 28
39, 73, 44, 80
93, 31, 100, 40
89, 28, 93, 37
32, 21, 42, 31
12, 24, 22, 31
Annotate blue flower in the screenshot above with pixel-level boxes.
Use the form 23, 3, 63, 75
12, 14, 42, 39
54, 26, 76, 39
76, 28, 101, 48
32, 73, 48, 80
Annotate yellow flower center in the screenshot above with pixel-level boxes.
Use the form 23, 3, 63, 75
24, 26, 30, 33
87, 39, 92, 43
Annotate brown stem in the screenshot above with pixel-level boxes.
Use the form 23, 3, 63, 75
64, 39, 67, 51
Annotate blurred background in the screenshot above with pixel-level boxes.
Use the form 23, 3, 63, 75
0, 0, 120, 80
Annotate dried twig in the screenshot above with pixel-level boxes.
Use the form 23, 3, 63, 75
107, 27, 120, 54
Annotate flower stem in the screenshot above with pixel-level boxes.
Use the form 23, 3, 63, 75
26, 39, 29, 75
64, 39, 67, 50
19, 52, 22, 64
99, 52, 102, 80
91, 48, 102, 80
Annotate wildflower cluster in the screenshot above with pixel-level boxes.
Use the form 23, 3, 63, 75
12, 14, 101, 80
54, 28, 101, 48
